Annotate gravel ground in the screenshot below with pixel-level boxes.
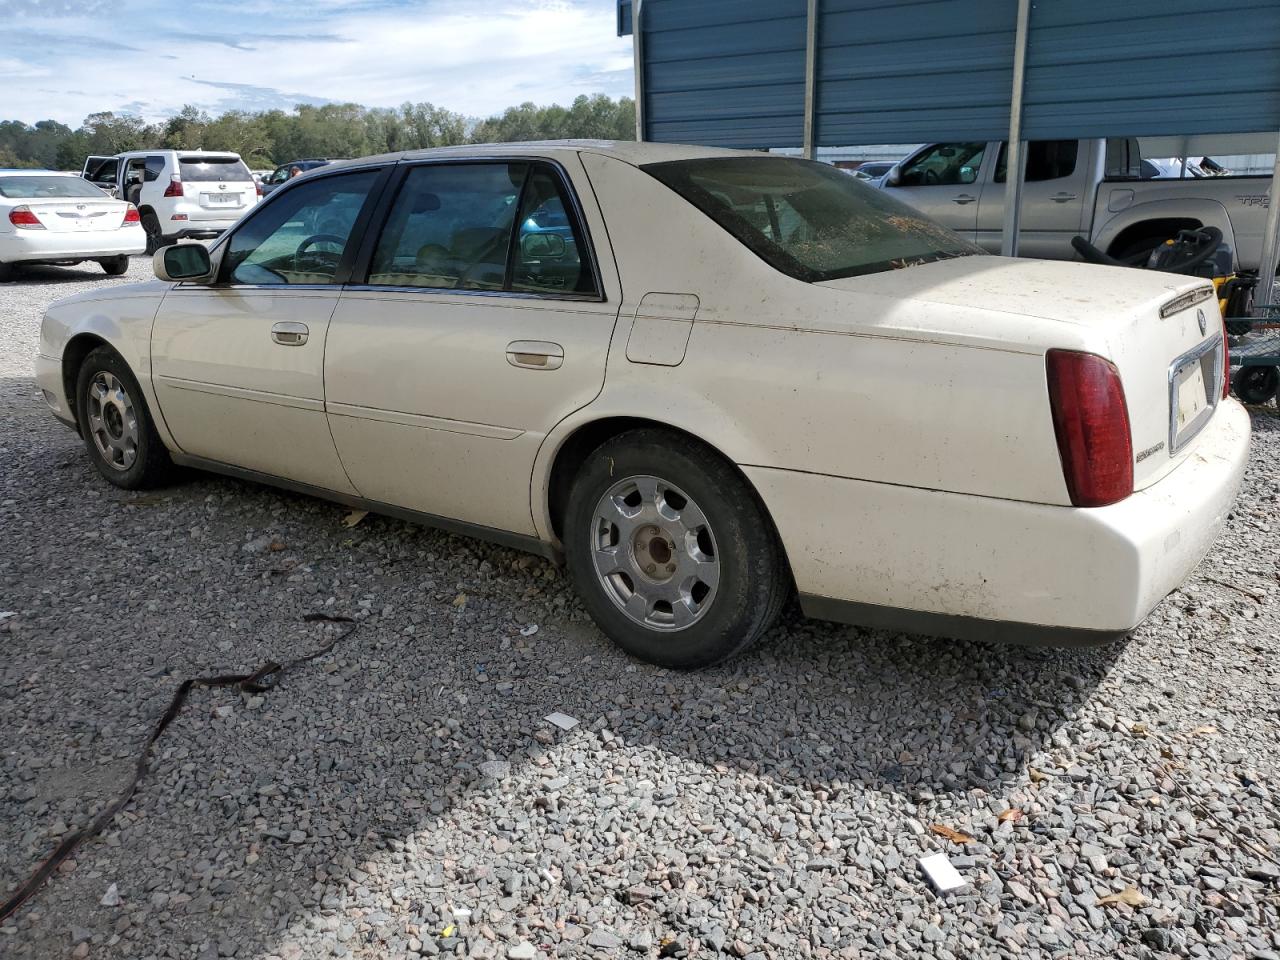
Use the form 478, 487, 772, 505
2, 258, 1279, 960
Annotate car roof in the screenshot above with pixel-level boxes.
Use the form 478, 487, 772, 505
0, 168, 75, 176
113, 149, 244, 159
322, 140, 766, 173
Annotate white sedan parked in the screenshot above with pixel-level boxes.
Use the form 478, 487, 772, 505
35, 142, 1250, 667
0, 170, 145, 281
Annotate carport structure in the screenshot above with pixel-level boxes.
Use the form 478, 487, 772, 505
618, 0, 1280, 302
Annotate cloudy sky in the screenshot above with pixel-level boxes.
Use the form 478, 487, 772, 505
3, 0, 634, 125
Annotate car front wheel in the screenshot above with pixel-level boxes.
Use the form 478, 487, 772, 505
564, 429, 789, 668
75, 346, 172, 489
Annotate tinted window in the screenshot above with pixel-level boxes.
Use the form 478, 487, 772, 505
368, 162, 527, 291
512, 168, 595, 295
995, 140, 1078, 183
144, 156, 165, 181
644, 156, 984, 282
897, 142, 986, 186
0, 176, 114, 199
85, 158, 118, 185
222, 169, 379, 285
180, 156, 251, 182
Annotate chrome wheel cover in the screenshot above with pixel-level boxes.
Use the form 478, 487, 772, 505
86, 370, 138, 471
590, 475, 720, 632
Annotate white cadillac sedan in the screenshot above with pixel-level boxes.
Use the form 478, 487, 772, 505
0, 170, 145, 280
35, 142, 1250, 667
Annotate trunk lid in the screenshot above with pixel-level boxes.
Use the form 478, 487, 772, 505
818, 255, 1226, 493
21, 198, 130, 233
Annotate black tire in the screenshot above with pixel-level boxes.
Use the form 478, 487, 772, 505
0, 261, 15, 282
1232, 365, 1280, 405
75, 346, 172, 489
141, 212, 165, 255
563, 429, 789, 669
99, 255, 129, 276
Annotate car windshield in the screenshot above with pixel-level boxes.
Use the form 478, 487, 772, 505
643, 156, 984, 281
179, 156, 251, 182
0, 175, 112, 199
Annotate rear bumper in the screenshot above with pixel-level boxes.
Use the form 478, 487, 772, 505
747, 399, 1251, 643
0, 227, 145, 263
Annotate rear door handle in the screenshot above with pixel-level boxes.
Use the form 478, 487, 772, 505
1051, 192, 1079, 203
506, 340, 564, 370
271, 321, 309, 346
951, 194, 976, 205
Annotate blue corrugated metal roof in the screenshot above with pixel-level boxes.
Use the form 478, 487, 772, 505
621, 0, 1280, 147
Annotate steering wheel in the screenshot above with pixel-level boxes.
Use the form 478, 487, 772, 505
294, 234, 345, 274
1146, 226, 1223, 273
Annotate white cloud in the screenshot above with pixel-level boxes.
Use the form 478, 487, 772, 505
5, 0, 633, 125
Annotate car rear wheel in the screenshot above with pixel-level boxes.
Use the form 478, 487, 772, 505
563, 429, 789, 668
141, 212, 165, 255
0, 262, 14, 282
75, 346, 172, 489
99, 255, 129, 276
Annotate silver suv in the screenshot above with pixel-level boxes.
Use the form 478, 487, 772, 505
82, 150, 259, 252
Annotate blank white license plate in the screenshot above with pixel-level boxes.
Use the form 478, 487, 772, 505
203, 193, 239, 205
1175, 363, 1208, 431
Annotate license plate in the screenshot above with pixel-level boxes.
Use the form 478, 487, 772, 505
204, 193, 239, 205
1168, 337, 1219, 454
1175, 363, 1207, 430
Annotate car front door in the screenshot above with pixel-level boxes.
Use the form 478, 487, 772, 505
150, 165, 387, 492
324, 156, 620, 536
880, 142, 988, 238
974, 140, 1092, 257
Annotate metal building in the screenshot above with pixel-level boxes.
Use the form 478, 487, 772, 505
618, 0, 1280, 279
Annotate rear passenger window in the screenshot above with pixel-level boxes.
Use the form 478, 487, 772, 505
995, 140, 1079, 183
366, 161, 597, 297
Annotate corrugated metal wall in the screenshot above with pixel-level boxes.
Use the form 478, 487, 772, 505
620, 0, 1280, 148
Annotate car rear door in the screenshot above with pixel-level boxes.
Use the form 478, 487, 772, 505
150, 165, 389, 492
974, 140, 1093, 256
82, 156, 120, 197
323, 155, 621, 536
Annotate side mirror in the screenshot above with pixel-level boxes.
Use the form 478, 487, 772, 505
883, 166, 902, 188
154, 242, 214, 283
520, 232, 566, 259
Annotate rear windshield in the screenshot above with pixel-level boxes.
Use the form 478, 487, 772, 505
643, 156, 984, 281
0, 175, 112, 199
179, 156, 251, 182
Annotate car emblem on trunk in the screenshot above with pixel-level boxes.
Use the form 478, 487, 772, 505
219, 183, 227, 190
76, 204, 86, 211
1196, 308, 1207, 336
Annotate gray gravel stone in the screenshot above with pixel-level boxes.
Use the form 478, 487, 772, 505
2, 260, 1280, 960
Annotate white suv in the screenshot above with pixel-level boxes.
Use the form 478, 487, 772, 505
82, 150, 259, 252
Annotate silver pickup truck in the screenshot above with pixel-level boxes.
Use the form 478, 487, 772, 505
880, 138, 1273, 270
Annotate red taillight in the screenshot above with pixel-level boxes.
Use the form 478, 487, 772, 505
1221, 318, 1230, 399
163, 174, 183, 198
1046, 349, 1134, 507
122, 204, 141, 225
8, 206, 44, 229
255, 181, 263, 197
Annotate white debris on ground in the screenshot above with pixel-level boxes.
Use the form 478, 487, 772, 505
1, 259, 1279, 959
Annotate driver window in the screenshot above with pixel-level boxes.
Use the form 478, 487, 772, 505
221, 169, 379, 285
367, 162, 527, 290
897, 142, 986, 186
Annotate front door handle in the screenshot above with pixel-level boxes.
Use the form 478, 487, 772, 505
271, 321, 309, 346
506, 340, 564, 370
951, 194, 976, 205
1051, 192, 1079, 203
